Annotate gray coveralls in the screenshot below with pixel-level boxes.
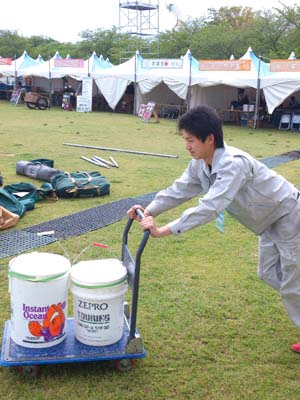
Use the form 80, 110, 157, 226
146, 145, 300, 327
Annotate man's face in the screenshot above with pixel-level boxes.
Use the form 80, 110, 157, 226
182, 130, 215, 165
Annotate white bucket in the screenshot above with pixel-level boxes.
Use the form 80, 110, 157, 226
8, 252, 71, 348
70, 258, 128, 346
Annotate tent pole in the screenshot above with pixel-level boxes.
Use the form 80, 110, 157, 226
186, 51, 192, 111
133, 51, 137, 115
253, 53, 262, 129
48, 55, 52, 109
14, 53, 17, 90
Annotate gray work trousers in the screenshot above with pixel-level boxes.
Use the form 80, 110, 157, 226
258, 199, 300, 327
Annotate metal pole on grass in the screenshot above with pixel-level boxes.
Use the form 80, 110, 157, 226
64, 142, 179, 158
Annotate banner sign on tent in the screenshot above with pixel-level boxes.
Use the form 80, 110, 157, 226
199, 60, 251, 71
270, 60, 300, 72
0, 58, 12, 65
54, 59, 84, 68
142, 59, 183, 69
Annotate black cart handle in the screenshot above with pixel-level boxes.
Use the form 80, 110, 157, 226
122, 208, 150, 257
122, 209, 150, 342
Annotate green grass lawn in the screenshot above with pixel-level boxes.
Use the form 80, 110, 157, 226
1, 101, 300, 399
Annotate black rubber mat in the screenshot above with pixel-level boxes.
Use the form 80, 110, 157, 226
23, 198, 135, 239
0, 230, 57, 259
260, 150, 300, 168
23, 192, 157, 239
0, 192, 157, 259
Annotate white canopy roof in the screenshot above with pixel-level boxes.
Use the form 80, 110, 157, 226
191, 47, 270, 89
288, 52, 296, 60
23, 51, 112, 80
137, 50, 198, 100
93, 52, 142, 109
260, 55, 300, 113
93, 50, 198, 110
0, 51, 39, 77
10, 48, 300, 116
261, 75, 300, 113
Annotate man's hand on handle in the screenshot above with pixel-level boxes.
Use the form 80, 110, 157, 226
127, 205, 172, 238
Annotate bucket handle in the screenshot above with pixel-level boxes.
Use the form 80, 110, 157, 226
72, 242, 118, 265
37, 231, 117, 265
37, 231, 70, 261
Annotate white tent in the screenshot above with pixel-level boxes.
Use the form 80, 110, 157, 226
135, 82, 185, 115
261, 75, 300, 114
23, 52, 86, 80
135, 50, 198, 113
22, 52, 64, 93
93, 50, 199, 112
0, 51, 39, 77
190, 84, 239, 110
22, 51, 112, 96
36, 55, 45, 63
93, 51, 142, 110
137, 50, 197, 98
190, 47, 270, 111
288, 52, 296, 60
23, 51, 112, 80
87, 52, 112, 73
260, 58, 300, 114
12, 48, 298, 120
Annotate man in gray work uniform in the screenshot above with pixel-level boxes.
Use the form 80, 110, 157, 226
128, 105, 300, 353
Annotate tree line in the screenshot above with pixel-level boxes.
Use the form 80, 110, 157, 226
0, 5, 300, 65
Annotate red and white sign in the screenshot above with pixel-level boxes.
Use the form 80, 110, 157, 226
199, 60, 251, 71
142, 59, 183, 69
54, 59, 84, 68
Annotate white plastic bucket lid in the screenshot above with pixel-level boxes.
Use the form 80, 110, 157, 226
8, 252, 71, 282
71, 258, 127, 289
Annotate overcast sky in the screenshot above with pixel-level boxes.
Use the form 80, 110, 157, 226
1, 0, 298, 44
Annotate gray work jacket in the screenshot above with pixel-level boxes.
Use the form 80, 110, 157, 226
146, 145, 299, 235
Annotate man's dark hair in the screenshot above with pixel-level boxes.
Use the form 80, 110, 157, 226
178, 105, 224, 148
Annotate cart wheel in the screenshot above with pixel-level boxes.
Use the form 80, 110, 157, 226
17, 365, 40, 377
37, 97, 49, 110
114, 358, 134, 372
26, 101, 38, 109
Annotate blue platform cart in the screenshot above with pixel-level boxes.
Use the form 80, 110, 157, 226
0, 213, 150, 376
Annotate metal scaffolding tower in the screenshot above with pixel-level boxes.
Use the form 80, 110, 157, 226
119, 1, 160, 61
119, 1, 159, 37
